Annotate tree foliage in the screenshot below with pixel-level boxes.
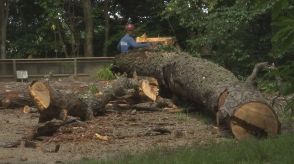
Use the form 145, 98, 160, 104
2, 0, 294, 98
163, 0, 276, 75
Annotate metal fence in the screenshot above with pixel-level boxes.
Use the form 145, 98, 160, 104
0, 57, 114, 81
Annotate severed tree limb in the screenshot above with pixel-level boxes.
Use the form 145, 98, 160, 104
246, 62, 269, 85
29, 80, 95, 123
34, 117, 85, 137
29, 75, 161, 123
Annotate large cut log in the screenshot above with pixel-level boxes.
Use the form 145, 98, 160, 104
29, 80, 95, 122
114, 50, 280, 139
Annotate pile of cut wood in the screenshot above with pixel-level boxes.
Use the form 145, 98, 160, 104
0, 74, 177, 137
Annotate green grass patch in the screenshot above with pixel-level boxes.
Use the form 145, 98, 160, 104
80, 134, 294, 164
88, 84, 98, 94
96, 65, 116, 81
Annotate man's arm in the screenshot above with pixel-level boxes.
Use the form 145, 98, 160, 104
127, 37, 150, 48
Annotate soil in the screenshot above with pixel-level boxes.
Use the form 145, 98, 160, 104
0, 79, 227, 164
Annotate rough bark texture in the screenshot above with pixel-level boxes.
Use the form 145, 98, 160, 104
103, 0, 110, 57
0, 0, 9, 76
82, 0, 94, 57
114, 50, 280, 139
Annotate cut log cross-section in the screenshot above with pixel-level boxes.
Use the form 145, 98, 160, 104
114, 50, 280, 139
139, 77, 159, 102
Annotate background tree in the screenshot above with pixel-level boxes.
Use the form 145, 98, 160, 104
0, 0, 9, 59
271, 0, 294, 114
102, 0, 110, 57
1, 0, 293, 93
82, 0, 94, 57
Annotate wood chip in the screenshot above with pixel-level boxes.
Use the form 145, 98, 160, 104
23, 105, 31, 114
95, 133, 109, 141
164, 108, 182, 113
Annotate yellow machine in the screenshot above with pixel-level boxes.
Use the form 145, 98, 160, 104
136, 33, 176, 46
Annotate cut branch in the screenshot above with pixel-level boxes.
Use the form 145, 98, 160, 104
246, 62, 269, 84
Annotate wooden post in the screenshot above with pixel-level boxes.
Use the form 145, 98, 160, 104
12, 59, 16, 80
74, 58, 77, 76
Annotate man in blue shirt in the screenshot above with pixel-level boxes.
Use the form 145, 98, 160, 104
117, 24, 150, 53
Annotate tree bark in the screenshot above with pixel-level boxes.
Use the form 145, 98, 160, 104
0, 1, 9, 76
0, 0, 8, 59
81, 0, 94, 57
57, 23, 69, 58
114, 50, 280, 139
103, 0, 110, 57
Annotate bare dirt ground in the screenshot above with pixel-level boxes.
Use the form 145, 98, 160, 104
0, 108, 225, 163
0, 80, 227, 164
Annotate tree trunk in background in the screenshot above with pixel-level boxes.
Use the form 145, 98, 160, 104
114, 50, 280, 140
82, 0, 93, 57
0, 0, 9, 59
57, 23, 69, 58
103, 0, 110, 57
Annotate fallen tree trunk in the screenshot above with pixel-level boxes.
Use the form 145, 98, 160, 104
114, 50, 280, 139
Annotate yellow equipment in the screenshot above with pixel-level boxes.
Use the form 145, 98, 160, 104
136, 33, 176, 45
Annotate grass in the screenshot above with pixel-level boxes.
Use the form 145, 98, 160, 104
96, 65, 116, 81
79, 134, 294, 164
88, 84, 98, 94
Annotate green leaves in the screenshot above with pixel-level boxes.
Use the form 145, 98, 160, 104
163, 0, 274, 75
277, 62, 294, 95
272, 0, 294, 54
272, 0, 289, 19
96, 65, 116, 81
